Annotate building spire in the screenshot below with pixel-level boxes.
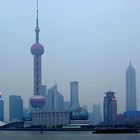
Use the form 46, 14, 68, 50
35, 0, 40, 43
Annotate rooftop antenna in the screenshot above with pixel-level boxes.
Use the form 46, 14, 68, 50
35, 0, 40, 43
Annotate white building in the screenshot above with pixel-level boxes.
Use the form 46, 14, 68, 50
32, 111, 69, 128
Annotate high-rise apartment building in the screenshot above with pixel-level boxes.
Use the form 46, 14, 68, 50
103, 91, 117, 124
69, 81, 80, 110
9, 95, 23, 122
0, 93, 4, 121
126, 62, 137, 111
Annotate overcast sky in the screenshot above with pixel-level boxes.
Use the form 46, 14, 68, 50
0, 0, 140, 120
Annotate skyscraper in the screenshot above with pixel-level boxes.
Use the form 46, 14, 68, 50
9, 95, 23, 122
30, 0, 45, 109
93, 104, 102, 125
103, 91, 117, 124
46, 85, 64, 111
126, 62, 137, 111
0, 93, 4, 121
69, 81, 80, 110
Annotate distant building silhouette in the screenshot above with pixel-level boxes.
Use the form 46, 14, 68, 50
103, 91, 117, 124
83, 104, 88, 111
41, 85, 47, 97
88, 112, 94, 124
64, 101, 70, 111
115, 111, 140, 124
93, 104, 102, 125
69, 81, 80, 110
46, 85, 64, 111
126, 62, 137, 111
9, 95, 23, 122
41, 85, 47, 110
0, 93, 4, 121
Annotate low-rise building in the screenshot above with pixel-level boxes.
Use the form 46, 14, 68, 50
32, 111, 69, 128
115, 111, 140, 124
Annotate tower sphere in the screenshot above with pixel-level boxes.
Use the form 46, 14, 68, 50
31, 43, 44, 55
30, 95, 45, 109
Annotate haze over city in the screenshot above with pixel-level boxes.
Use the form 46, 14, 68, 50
0, 0, 140, 121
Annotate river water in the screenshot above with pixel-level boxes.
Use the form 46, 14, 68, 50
0, 131, 140, 140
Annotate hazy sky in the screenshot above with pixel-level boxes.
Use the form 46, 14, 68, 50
0, 0, 140, 120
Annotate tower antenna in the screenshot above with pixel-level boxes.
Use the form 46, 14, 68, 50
35, 0, 40, 43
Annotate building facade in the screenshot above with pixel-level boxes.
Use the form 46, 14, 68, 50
115, 111, 140, 124
103, 91, 117, 124
46, 85, 64, 111
0, 93, 4, 121
69, 107, 89, 125
69, 81, 80, 111
9, 95, 23, 122
93, 104, 102, 125
41, 85, 47, 110
83, 105, 88, 111
64, 101, 70, 111
32, 111, 69, 128
126, 62, 137, 111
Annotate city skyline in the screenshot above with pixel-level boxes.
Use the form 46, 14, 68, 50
0, 0, 140, 121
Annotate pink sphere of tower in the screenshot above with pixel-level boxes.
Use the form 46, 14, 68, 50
31, 43, 44, 55
30, 95, 45, 109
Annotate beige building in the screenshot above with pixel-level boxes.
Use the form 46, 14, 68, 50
32, 111, 69, 128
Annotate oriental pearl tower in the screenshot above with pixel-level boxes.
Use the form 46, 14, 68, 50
30, 0, 45, 109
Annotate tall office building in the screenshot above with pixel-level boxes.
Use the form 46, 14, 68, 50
93, 104, 102, 125
0, 93, 4, 121
69, 81, 80, 110
126, 62, 137, 111
30, 0, 45, 109
46, 85, 64, 111
103, 91, 117, 124
9, 95, 23, 122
